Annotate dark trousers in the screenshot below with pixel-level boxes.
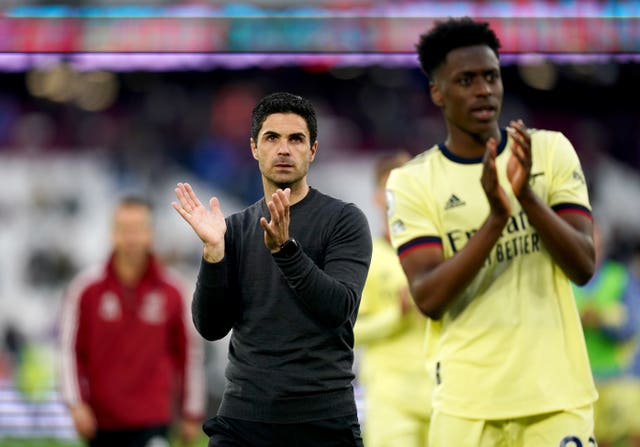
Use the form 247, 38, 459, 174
89, 424, 169, 447
204, 414, 364, 447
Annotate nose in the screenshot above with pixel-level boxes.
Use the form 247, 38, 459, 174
474, 78, 492, 97
277, 141, 291, 155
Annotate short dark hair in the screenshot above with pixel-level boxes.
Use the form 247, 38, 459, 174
416, 17, 501, 80
250, 92, 318, 145
112, 195, 153, 227
118, 195, 153, 212
374, 151, 411, 187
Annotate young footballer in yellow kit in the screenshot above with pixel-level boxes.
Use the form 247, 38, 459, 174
355, 151, 431, 447
386, 17, 598, 446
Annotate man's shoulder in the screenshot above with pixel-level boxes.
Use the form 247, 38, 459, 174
66, 264, 107, 297
528, 129, 580, 163
293, 189, 369, 239
309, 188, 366, 218
387, 146, 439, 188
395, 146, 439, 172
529, 128, 567, 145
309, 187, 347, 206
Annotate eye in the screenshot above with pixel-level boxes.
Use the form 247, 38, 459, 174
485, 72, 499, 82
290, 135, 303, 143
458, 75, 472, 86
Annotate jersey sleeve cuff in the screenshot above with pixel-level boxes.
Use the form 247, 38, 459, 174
551, 203, 592, 219
398, 236, 443, 259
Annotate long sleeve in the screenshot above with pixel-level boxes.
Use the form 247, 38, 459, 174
174, 286, 207, 420
273, 204, 372, 328
213, 190, 371, 423
192, 258, 241, 341
354, 239, 409, 345
58, 270, 96, 407
355, 306, 404, 345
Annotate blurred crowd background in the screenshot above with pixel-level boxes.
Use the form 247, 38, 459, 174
0, 0, 639, 445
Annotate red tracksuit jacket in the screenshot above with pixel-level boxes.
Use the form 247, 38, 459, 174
59, 254, 206, 429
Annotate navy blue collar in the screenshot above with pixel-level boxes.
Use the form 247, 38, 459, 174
438, 129, 507, 164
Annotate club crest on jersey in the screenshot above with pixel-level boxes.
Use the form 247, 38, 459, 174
99, 292, 121, 321
140, 292, 166, 324
385, 189, 395, 218
444, 194, 465, 210
390, 219, 405, 235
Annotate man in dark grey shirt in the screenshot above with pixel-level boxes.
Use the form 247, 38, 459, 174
173, 92, 372, 446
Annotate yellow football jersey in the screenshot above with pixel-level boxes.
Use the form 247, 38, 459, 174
355, 236, 432, 417
386, 129, 597, 419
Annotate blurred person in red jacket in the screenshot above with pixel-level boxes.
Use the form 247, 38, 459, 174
58, 195, 206, 447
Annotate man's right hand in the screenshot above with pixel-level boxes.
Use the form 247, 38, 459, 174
172, 182, 227, 263
69, 402, 97, 440
481, 136, 511, 220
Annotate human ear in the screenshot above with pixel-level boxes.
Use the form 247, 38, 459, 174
309, 141, 318, 161
250, 138, 258, 160
430, 82, 443, 107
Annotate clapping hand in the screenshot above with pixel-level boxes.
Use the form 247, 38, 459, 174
260, 188, 291, 253
481, 136, 511, 219
506, 119, 532, 198
172, 182, 227, 263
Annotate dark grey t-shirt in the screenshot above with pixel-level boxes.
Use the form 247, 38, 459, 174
193, 188, 372, 423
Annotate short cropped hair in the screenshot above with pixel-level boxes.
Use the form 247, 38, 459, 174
374, 151, 411, 187
112, 195, 153, 227
251, 92, 318, 145
416, 17, 501, 80
118, 195, 152, 211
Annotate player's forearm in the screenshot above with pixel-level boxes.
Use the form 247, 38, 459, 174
354, 307, 404, 345
274, 247, 367, 328
411, 213, 506, 319
192, 259, 239, 340
517, 188, 595, 285
274, 212, 372, 328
